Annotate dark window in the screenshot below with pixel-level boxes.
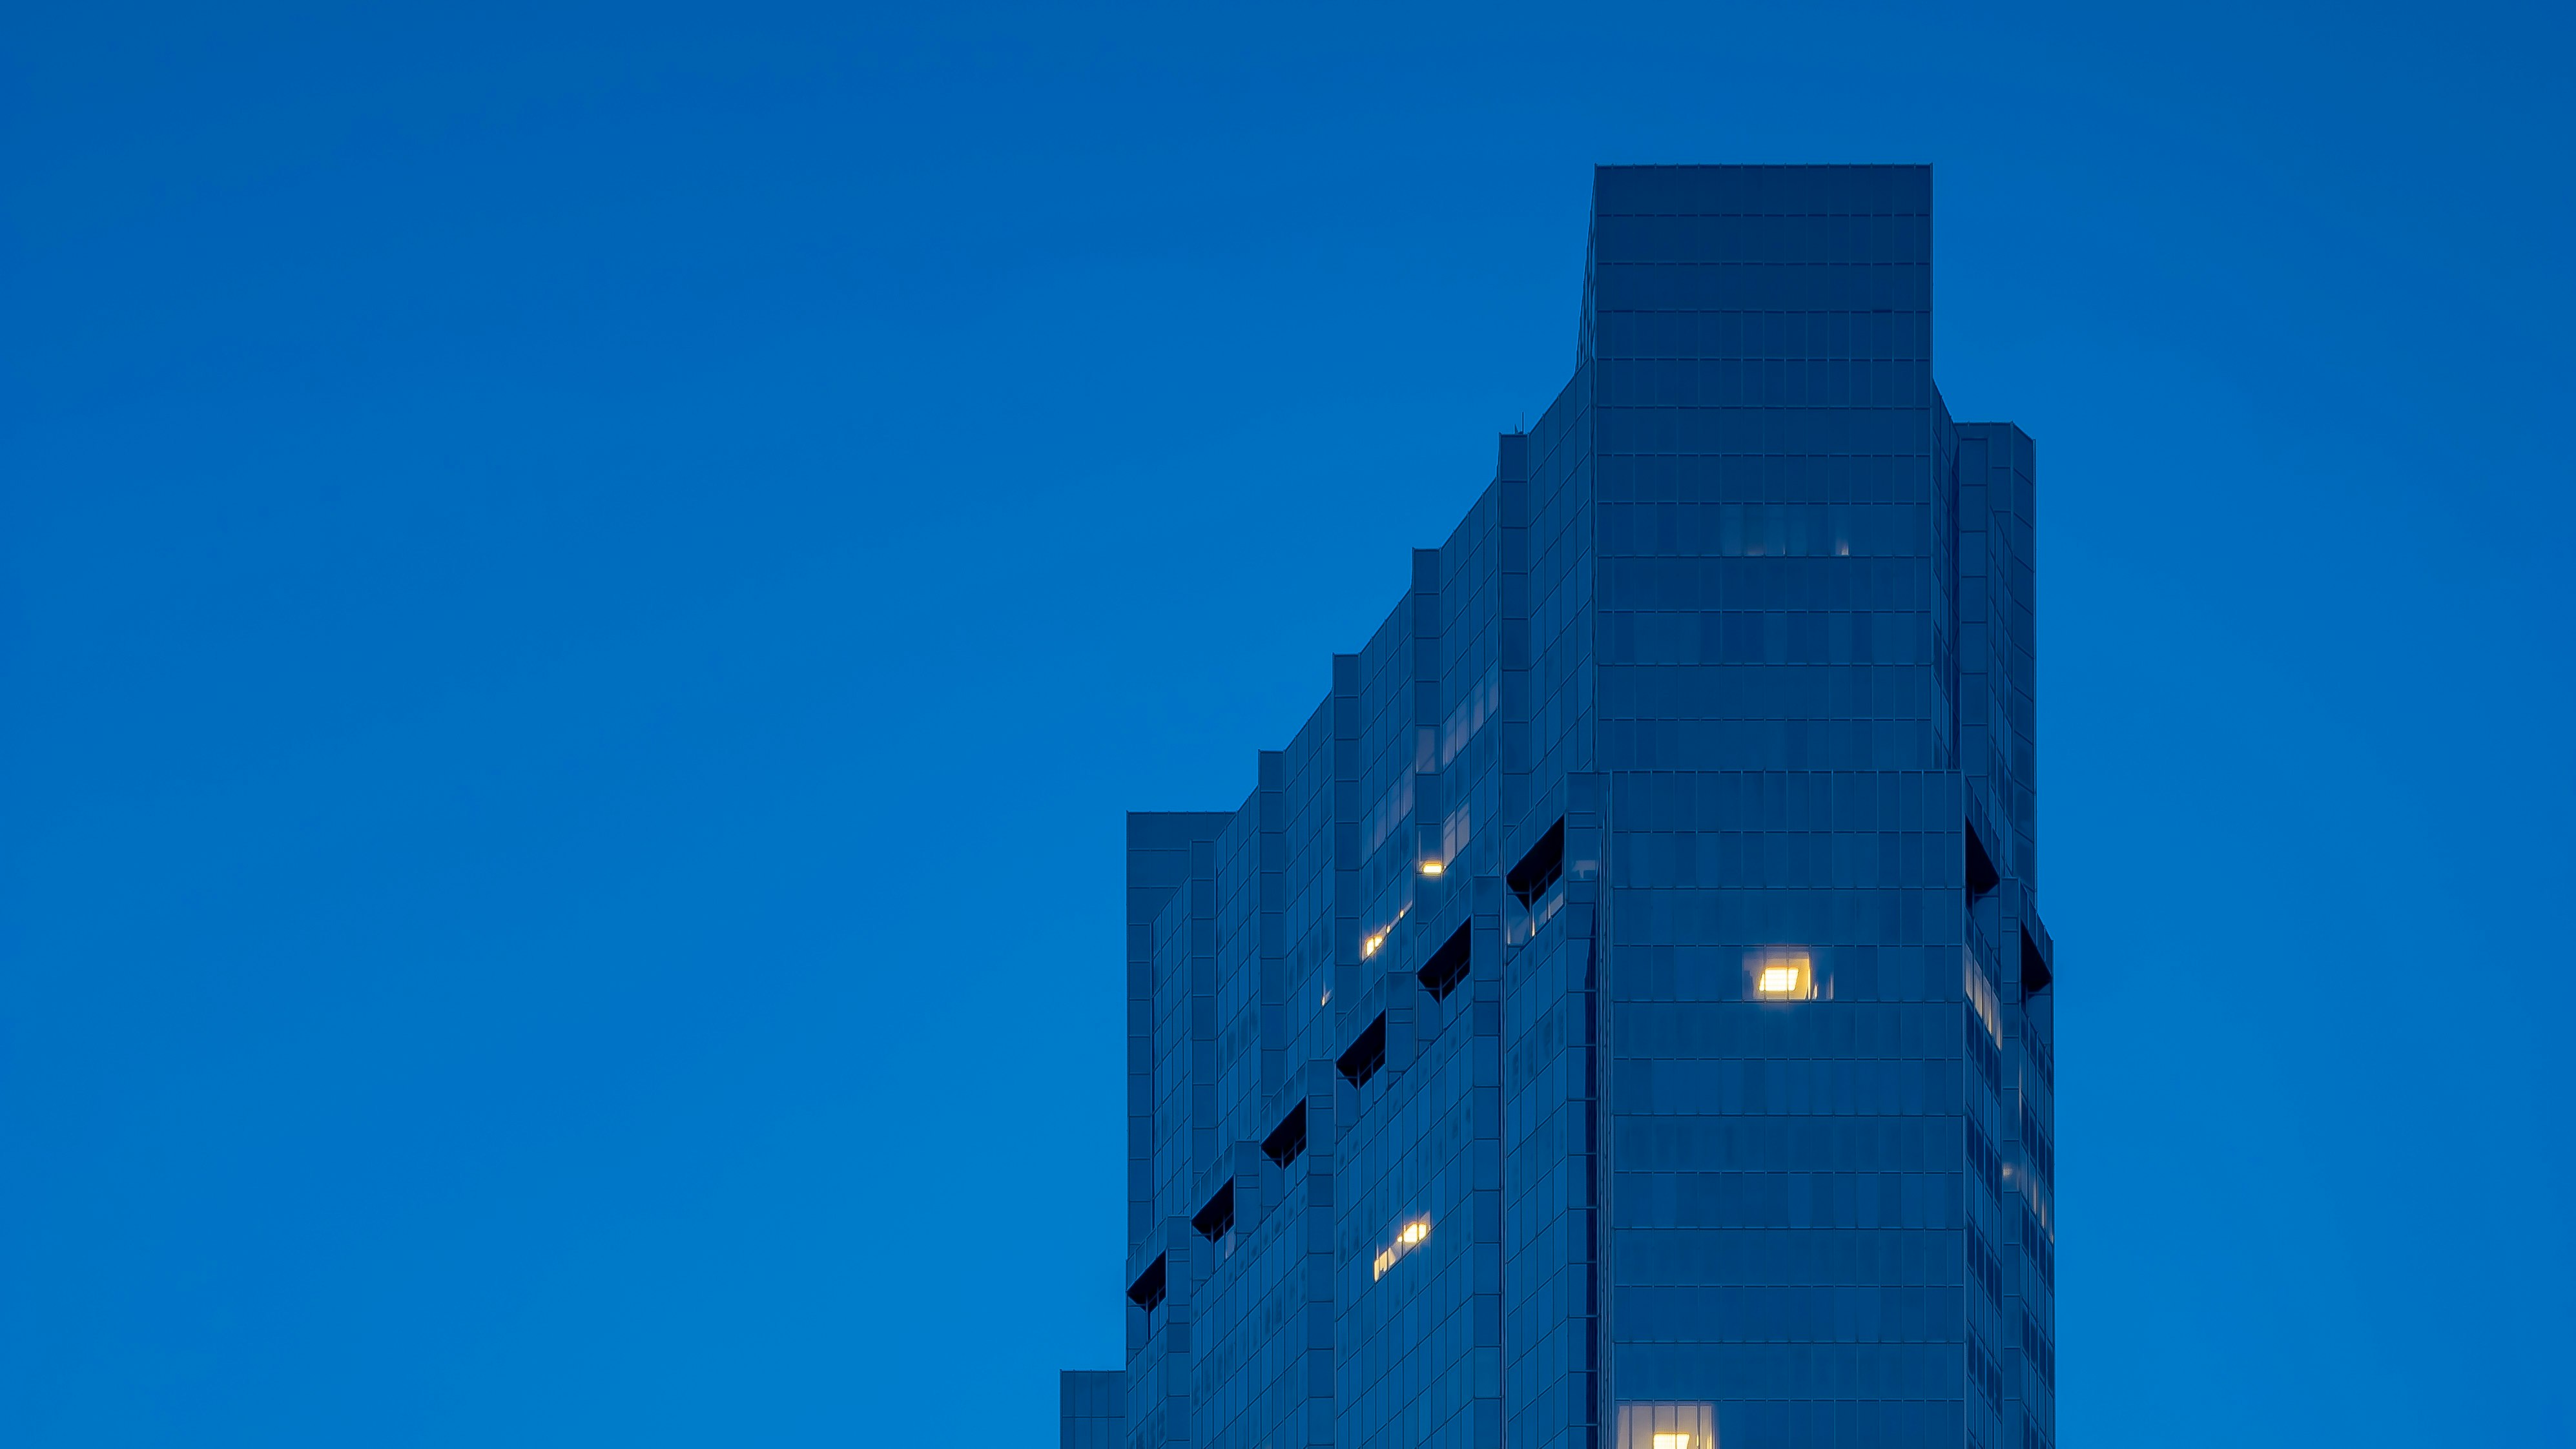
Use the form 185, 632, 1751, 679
1417, 920, 1472, 1000
2020, 925, 2052, 998
1967, 1114, 2001, 1200
1971, 1330, 2003, 1411
1191, 1180, 1235, 1242
1262, 1100, 1308, 1167
1337, 1013, 1387, 1088
1964, 821, 2000, 898
1968, 1221, 2003, 1310
1507, 819, 1565, 908
1965, 1009, 2001, 1092
1126, 1254, 1166, 1313
2021, 1311, 2057, 1390
2020, 1099, 2055, 1188
2019, 1204, 2056, 1289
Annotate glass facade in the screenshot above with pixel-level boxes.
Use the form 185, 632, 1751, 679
1062, 164, 2057, 1449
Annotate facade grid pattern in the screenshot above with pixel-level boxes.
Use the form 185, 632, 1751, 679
1066, 165, 2056, 1449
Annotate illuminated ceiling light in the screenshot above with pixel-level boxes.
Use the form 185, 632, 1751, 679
1363, 933, 1385, 958
1759, 965, 1799, 994
1654, 1435, 1694, 1449
1418, 859, 1445, 876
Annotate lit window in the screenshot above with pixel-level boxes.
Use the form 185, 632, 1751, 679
1619, 1401, 1715, 1449
1418, 859, 1444, 876
1750, 951, 1811, 999
1373, 1216, 1433, 1279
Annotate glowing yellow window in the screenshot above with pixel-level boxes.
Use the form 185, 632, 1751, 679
1620, 1401, 1714, 1449
1751, 951, 1811, 999
1374, 1217, 1434, 1279
1418, 859, 1445, 876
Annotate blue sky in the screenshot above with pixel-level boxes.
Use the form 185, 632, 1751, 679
4, 1, 2570, 1444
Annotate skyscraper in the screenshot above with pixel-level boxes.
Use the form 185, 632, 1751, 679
1062, 164, 2056, 1449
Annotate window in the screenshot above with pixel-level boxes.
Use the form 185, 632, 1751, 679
1969, 1220, 2003, 1310
1417, 920, 1472, 1001
1192, 1180, 1235, 1242
2021, 1099, 2055, 1187
1262, 1100, 1308, 1167
1615, 1402, 1715, 1449
1965, 820, 2001, 898
1507, 819, 1565, 909
1372, 1215, 1432, 1280
1968, 1114, 2002, 1199
1337, 1014, 1387, 1089
2019, 924, 2052, 998
1126, 1254, 1166, 1314
1747, 947, 1814, 1000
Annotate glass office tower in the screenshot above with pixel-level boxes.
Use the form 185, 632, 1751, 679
1062, 165, 2057, 1449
